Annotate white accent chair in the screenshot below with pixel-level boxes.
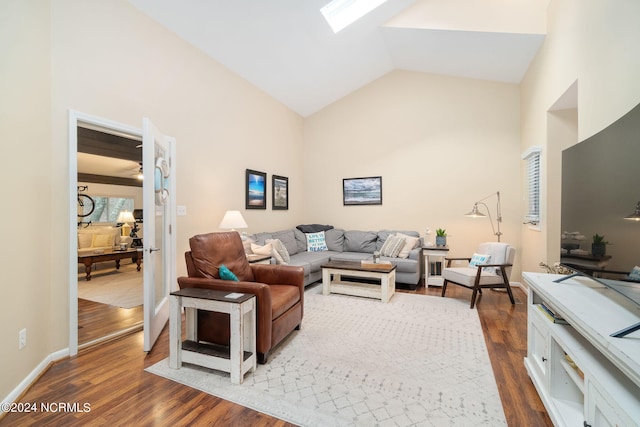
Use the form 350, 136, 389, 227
441, 242, 516, 309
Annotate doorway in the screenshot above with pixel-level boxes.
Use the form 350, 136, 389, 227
68, 112, 144, 356
76, 126, 144, 349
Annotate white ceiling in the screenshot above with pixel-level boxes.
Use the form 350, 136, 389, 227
127, 0, 547, 117
77, 152, 141, 179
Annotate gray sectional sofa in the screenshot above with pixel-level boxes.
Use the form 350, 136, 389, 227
247, 227, 424, 289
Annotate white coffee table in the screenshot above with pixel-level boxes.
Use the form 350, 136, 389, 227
321, 260, 397, 302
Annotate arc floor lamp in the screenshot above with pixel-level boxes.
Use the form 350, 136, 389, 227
465, 191, 503, 242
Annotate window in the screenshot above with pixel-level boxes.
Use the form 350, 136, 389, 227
321, 0, 389, 33
522, 146, 541, 226
87, 196, 135, 224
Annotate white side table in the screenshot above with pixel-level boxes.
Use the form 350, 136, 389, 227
169, 288, 256, 384
423, 246, 449, 287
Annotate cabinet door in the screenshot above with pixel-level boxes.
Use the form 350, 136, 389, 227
586, 381, 636, 427
528, 308, 549, 381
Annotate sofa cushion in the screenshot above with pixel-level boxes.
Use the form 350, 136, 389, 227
289, 251, 334, 272
271, 230, 299, 256
306, 231, 328, 252
344, 230, 377, 253
270, 284, 301, 319
442, 267, 503, 287
293, 229, 308, 253
324, 228, 345, 252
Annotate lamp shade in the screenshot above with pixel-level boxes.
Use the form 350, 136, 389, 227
219, 210, 248, 230
117, 211, 135, 224
464, 204, 486, 218
625, 201, 640, 221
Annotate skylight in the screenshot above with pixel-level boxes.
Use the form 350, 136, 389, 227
321, 0, 389, 33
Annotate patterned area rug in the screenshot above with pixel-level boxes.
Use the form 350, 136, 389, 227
146, 286, 506, 426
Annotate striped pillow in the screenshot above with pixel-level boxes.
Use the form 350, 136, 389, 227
379, 235, 406, 258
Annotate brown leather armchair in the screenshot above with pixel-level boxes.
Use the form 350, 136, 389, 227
177, 232, 304, 364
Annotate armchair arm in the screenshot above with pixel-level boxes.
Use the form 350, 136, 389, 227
250, 264, 304, 288
251, 264, 305, 317
476, 263, 513, 268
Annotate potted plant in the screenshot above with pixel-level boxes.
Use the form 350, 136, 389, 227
591, 234, 609, 256
435, 228, 447, 247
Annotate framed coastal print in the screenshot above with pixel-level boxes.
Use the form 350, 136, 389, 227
272, 175, 289, 210
343, 176, 382, 206
246, 169, 266, 209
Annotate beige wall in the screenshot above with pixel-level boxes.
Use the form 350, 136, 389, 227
304, 70, 522, 265
520, 0, 640, 274
0, 0, 53, 403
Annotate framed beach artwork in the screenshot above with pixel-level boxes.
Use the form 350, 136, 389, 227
246, 169, 267, 209
272, 175, 289, 210
343, 176, 382, 206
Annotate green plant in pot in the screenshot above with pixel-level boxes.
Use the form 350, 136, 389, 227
435, 228, 447, 247
591, 234, 609, 256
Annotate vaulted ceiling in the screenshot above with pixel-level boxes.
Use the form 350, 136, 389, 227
127, 0, 548, 117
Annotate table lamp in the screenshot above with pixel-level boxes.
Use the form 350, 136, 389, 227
117, 210, 135, 237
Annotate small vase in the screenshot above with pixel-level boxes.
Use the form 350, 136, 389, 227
436, 236, 447, 247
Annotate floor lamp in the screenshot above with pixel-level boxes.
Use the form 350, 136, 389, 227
465, 191, 503, 242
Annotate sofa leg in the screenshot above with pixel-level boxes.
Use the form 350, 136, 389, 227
441, 280, 448, 297
258, 352, 269, 365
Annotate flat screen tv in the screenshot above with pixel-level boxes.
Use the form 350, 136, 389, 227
561, 102, 640, 277
560, 102, 640, 337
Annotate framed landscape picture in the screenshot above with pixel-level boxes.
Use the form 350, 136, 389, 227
343, 176, 382, 205
246, 169, 266, 209
272, 175, 289, 210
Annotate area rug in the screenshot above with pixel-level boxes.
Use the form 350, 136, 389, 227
146, 286, 506, 426
78, 263, 143, 309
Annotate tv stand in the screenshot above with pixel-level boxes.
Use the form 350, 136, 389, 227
523, 272, 640, 427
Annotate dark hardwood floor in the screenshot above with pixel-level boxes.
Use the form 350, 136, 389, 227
78, 298, 143, 345
1, 282, 551, 427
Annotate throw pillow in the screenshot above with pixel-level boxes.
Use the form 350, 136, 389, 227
78, 233, 93, 249
469, 253, 491, 266
251, 243, 273, 257
306, 231, 328, 252
628, 265, 640, 282
379, 235, 406, 258
91, 234, 113, 248
218, 264, 239, 281
266, 238, 290, 264
395, 232, 420, 259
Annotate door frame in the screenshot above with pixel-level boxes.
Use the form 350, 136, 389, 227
68, 110, 143, 356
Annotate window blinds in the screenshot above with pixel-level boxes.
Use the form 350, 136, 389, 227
522, 146, 541, 224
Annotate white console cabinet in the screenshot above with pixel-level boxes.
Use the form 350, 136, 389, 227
523, 272, 640, 427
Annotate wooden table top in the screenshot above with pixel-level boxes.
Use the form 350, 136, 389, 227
321, 259, 396, 273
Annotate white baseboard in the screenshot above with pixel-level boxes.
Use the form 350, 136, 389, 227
1, 347, 69, 407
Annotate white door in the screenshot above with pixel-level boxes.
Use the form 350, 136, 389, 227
142, 118, 176, 352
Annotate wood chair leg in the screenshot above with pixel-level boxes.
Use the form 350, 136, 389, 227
500, 269, 515, 305
470, 287, 479, 309
441, 280, 448, 297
